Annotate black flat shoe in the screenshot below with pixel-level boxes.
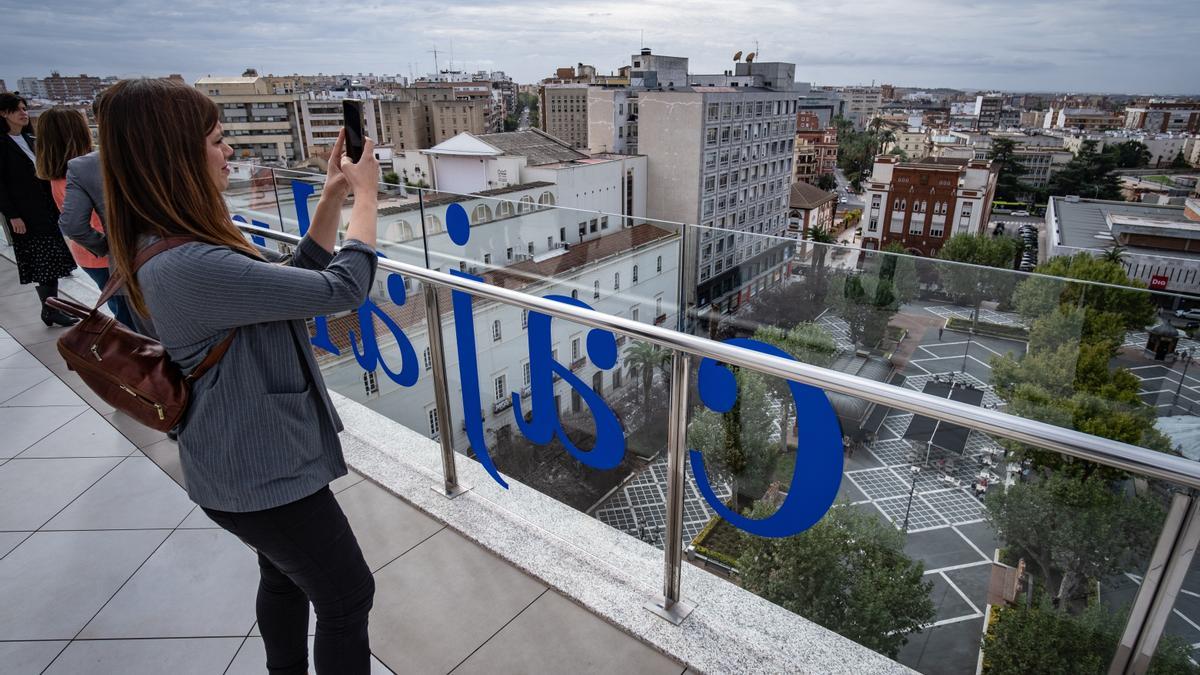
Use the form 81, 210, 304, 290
41, 306, 79, 327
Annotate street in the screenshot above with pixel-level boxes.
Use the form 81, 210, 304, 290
834, 168, 865, 212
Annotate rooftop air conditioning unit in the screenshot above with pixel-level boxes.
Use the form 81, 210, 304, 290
1065, 195, 1081, 203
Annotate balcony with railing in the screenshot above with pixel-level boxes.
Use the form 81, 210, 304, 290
5, 162, 1200, 673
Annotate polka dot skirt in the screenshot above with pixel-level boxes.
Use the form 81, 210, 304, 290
12, 233, 77, 285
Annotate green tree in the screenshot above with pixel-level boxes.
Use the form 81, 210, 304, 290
625, 342, 671, 408
984, 471, 1163, 604
739, 502, 935, 658
1104, 140, 1152, 169
936, 234, 1022, 330
687, 369, 776, 501
827, 272, 896, 350
989, 137, 1029, 202
983, 597, 1200, 675
381, 170, 400, 186
1011, 252, 1155, 345
752, 324, 838, 452
1170, 150, 1191, 169
816, 173, 837, 191
1048, 140, 1123, 200
873, 242, 920, 305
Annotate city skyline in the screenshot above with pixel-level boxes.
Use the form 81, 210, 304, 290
4, 0, 1197, 95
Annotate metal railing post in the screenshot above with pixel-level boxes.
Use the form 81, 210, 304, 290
645, 349, 696, 624
416, 188, 469, 499
1111, 493, 1200, 674
424, 282, 469, 498
1109, 493, 1192, 675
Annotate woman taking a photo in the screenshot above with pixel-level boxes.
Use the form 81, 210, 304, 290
101, 78, 380, 674
33, 106, 134, 328
0, 93, 78, 326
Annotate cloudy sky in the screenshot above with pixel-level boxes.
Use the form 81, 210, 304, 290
4, 0, 1196, 95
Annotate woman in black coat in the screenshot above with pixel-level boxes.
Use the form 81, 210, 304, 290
0, 93, 77, 326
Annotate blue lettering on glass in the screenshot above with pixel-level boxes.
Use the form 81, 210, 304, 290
231, 215, 267, 247
513, 295, 624, 469
348, 273, 419, 386
445, 203, 509, 488
237, 183, 842, 538
690, 338, 843, 538
290, 180, 316, 236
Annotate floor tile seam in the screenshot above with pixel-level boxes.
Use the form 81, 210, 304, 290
368, 523, 449, 574
0, 531, 35, 563
221, 635, 253, 675
57, 509, 197, 661
445, 587, 551, 674
27, 455, 131, 532
8, 408, 95, 460
0, 371, 53, 407
9, 527, 180, 534
4, 453, 139, 461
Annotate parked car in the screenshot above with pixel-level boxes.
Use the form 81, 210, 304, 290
1012, 210, 1031, 217
1175, 308, 1200, 321
840, 197, 848, 203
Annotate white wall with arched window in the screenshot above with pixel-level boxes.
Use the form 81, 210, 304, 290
425, 214, 443, 233
384, 219, 415, 242
471, 204, 493, 224
518, 196, 536, 213
538, 191, 556, 208
496, 200, 514, 219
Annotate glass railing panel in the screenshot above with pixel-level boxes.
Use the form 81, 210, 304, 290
1145, 561, 1200, 674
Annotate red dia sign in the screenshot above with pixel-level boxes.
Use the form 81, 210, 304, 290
1150, 275, 1169, 291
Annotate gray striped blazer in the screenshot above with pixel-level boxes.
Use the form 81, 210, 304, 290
138, 235, 377, 512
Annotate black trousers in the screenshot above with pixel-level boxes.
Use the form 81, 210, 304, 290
203, 486, 375, 674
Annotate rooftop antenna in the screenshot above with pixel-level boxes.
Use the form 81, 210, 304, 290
755, 40, 760, 60
428, 48, 441, 76
640, 30, 644, 49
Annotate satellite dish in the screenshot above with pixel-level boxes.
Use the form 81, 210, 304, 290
746, 52, 756, 63
733, 51, 743, 62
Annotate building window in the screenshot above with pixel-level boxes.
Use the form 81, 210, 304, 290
521, 309, 528, 329
523, 361, 531, 387
632, 265, 639, 283
706, 128, 718, 146
601, 216, 608, 229
494, 374, 507, 402
707, 103, 719, 121
593, 280, 600, 299
631, 306, 640, 322
492, 320, 502, 342
571, 337, 581, 361
571, 289, 579, 300
506, 247, 513, 260
428, 408, 440, 437
909, 220, 924, 236
363, 370, 379, 397
484, 253, 492, 265
868, 217, 879, 232
423, 347, 432, 371
590, 218, 598, 233
614, 272, 620, 290
656, 256, 663, 273
655, 296, 663, 318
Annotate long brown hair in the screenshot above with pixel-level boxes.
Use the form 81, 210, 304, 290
99, 78, 260, 317
34, 107, 93, 181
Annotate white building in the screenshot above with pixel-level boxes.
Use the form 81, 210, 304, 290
1047, 196, 1200, 295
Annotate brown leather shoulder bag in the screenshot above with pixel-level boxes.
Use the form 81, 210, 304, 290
46, 237, 236, 432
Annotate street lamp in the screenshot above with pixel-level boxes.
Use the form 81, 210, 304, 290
1174, 347, 1194, 414
901, 465, 922, 533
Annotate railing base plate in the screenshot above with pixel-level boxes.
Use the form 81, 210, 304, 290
644, 595, 696, 625
431, 483, 472, 500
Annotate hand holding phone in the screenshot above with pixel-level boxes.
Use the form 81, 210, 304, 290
342, 99, 366, 163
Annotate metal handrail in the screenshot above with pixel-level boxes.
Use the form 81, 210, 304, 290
239, 223, 1200, 491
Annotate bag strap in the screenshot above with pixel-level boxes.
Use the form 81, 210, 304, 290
184, 330, 237, 383
96, 237, 197, 308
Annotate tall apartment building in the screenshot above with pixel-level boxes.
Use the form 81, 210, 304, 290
539, 84, 590, 149
588, 50, 807, 311
16, 77, 46, 99
41, 73, 105, 102
859, 155, 997, 256
1124, 101, 1200, 134
974, 94, 1004, 130
793, 111, 838, 184
377, 83, 492, 151
826, 85, 881, 130
296, 94, 384, 159
196, 75, 303, 163
1044, 108, 1120, 131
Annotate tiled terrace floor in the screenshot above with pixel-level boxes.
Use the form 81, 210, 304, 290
0, 254, 683, 675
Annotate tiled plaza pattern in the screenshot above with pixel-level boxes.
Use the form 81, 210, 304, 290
592, 453, 732, 549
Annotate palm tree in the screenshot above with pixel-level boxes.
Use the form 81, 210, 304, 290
808, 225, 836, 278
625, 342, 671, 407
1102, 245, 1127, 265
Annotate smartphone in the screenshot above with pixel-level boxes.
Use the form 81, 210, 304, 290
342, 99, 365, 163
